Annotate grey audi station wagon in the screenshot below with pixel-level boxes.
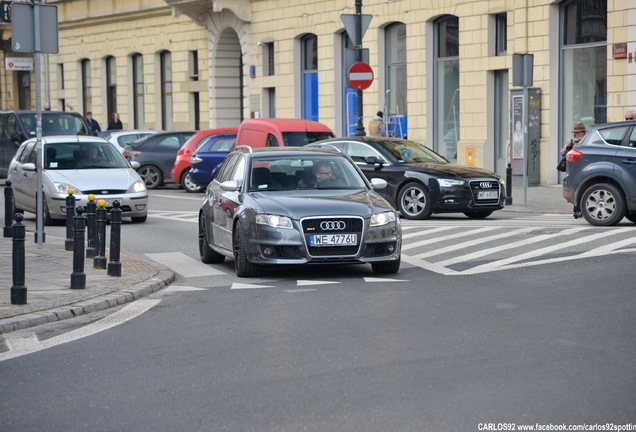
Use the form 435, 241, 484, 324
198, 146, 402, 277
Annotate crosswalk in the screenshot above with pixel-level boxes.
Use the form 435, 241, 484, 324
147, 212, 636, 277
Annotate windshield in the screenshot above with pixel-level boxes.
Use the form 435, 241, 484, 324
248, 155, 368, 191
45, 141, 131, 170
374, 139, 447, 163
19, 112, 90, 137
281, 131, 335, 147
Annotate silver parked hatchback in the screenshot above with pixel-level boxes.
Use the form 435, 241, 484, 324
8, 136, 148, 224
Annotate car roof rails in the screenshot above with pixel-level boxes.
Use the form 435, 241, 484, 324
235, 145, 253, 153
312, 143, 341, 152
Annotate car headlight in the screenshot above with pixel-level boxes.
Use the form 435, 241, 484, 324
437, 178, 465, 187
54, 183, 82, 194
256, 214, 294, 229
370, 211, 396, 227
128, 180, 147, 193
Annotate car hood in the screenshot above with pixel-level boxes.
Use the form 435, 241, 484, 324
46, 169, 141, 191
402, 162, 500, 179
250, 189, 392, 218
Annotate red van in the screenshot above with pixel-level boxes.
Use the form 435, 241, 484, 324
235, 118, 335, 148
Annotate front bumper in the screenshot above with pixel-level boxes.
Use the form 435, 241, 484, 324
243, 216, 402, 266
48, 193, 148, 219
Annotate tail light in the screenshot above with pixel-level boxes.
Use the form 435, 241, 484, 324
567, 149, 582, 163
123, 150, 142, 157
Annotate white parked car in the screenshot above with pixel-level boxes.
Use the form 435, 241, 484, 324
98, 129, 160, 153
8, 136, 148, 224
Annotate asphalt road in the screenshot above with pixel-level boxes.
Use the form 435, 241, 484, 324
1, 188, 635, 432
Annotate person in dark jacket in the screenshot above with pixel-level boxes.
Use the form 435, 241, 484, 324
108, 112, 123, 130
85, 112, 101, 136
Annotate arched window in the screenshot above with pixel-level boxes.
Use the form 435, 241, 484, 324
301, 34, 318, 122
560, 0, 607, 142
81, 59, 92, 114
159, 50, 173, 130
434, 15, 459, 161
385, 23, 407, 138
132, 53, 144, 128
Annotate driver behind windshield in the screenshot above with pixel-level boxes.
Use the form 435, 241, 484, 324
298, 160, 334, 188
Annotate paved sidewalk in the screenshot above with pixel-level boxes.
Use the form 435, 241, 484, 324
0, 184, 568, 334
0, 234, 175, 334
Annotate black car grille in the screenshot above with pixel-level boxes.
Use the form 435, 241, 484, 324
261, 245, 303, 260
469, 180, 501, 206
83, 189, 128, 195
301, 216, 363, 257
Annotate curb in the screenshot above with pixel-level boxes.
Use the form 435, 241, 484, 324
0, 269, 175, 335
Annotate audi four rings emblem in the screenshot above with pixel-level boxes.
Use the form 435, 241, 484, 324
480, 182, 492, 189
320, 221, 346, 230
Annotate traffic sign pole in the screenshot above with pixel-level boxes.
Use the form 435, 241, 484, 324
355, 1, 365, 136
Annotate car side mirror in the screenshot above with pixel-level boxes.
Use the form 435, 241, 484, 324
130, 161, 140, 169
22, 163, 36, 172
370, 178, 387, 190
220, 180, 239, 192
365, 156, 384, 170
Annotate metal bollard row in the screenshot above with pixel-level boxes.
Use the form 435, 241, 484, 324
64, 189, 76, 251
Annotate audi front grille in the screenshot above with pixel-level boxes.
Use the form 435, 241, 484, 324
469, 179, 501, 206
301, 216, 363, 257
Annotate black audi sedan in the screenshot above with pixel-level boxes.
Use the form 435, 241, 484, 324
198, 146, 402, 277
307, 137, 505, 220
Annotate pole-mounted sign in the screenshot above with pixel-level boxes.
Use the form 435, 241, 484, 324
348, 62, 374, 90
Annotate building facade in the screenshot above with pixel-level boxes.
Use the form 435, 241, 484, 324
1, 0, 634, 185
0, 0, 210, 131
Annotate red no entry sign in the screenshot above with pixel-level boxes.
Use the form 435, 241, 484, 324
348, 62, 374, 90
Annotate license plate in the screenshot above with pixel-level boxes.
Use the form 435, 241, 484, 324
477, 191, 498, 200
310, 234, 357, 246
103, 198, 123, 207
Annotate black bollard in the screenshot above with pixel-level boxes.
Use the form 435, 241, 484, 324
70, 206, 87, 289
107, 201, 122, 277
4, 180, 14, 238
85, 195, 97, 258
11, 213, 27, 305
93, 200, 107, 269
505, 163, 513, 205
64, 189, 76, 251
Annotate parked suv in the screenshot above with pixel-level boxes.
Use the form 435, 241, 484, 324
0, 110, 90, 177
563, 120, 636, 226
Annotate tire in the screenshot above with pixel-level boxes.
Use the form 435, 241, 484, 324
131, 215, 147, 223
138, 165, 163, 189
464, 210, 493, 219
580, 183, 626, 226
199, 213, 225, 264
181, 169, 203, 193
233, 222, 262, 277
626, 213, 636, 224
42, 195, 55, 226
372, 257, 401, 274
397, 182, 432, 220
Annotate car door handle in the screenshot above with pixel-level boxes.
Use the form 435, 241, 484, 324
622, 159, 636, 165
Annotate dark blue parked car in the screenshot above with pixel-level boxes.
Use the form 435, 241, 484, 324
189, 132, 237, 186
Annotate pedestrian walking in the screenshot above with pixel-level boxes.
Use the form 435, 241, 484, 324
560, 122, 587, 218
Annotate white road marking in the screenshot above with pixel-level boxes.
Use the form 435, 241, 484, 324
297, 280, 341, 286
231, 282, 275, 289
0, 299, 160, 362
145, 252, 226, 276
364, 277, 409, 283
164, 285, 208, 292
401, 226, 500, 251
151, 194, 203, 201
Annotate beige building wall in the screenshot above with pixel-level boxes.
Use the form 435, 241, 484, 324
1, 0, 209, 131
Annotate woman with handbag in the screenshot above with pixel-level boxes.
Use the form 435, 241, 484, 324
559, 122, 587, 218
